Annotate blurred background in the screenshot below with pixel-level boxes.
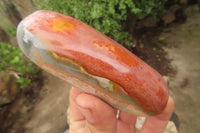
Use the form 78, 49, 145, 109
0, 0, 200, 133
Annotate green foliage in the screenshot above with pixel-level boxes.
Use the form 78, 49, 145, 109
16, 77, 31, 89
5, 27, 17, 37
134, 0, 168, 21
0, 42, 39, 88
34, 0, 167, 46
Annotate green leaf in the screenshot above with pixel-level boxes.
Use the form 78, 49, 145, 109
0, 63, 6, 70
0, 42, 38, 88
5, 28, 17, 37
17, 77, 31, 88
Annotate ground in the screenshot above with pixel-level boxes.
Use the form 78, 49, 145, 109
161, 9, 200, 132
25, 72, 71, 133
0, 4, 200, 133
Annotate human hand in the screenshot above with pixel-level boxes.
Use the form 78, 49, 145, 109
69, 87, 174, 133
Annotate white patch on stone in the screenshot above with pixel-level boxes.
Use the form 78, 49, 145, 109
23, 27, 46, 50
80, 67, 114, 92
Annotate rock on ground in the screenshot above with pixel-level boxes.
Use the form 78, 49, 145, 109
0, 71, 19, 106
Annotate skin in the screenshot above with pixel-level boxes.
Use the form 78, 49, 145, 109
69, 87, 175, 133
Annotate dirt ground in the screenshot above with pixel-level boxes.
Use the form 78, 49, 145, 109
161, 7, 200, 132
25, 72, 71, 133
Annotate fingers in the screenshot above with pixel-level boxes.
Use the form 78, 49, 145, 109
116, 111, 137, 133
70, 87, 117, 133
139, 96, 175, 133
118, 111, 137, 125
76, 91, 117, 132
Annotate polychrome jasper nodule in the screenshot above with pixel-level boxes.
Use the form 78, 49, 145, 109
17, 10, 169, 116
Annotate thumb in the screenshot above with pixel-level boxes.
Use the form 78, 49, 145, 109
76, 93, 117, 133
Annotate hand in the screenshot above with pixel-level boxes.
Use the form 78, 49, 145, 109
69, 87, 174, 133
